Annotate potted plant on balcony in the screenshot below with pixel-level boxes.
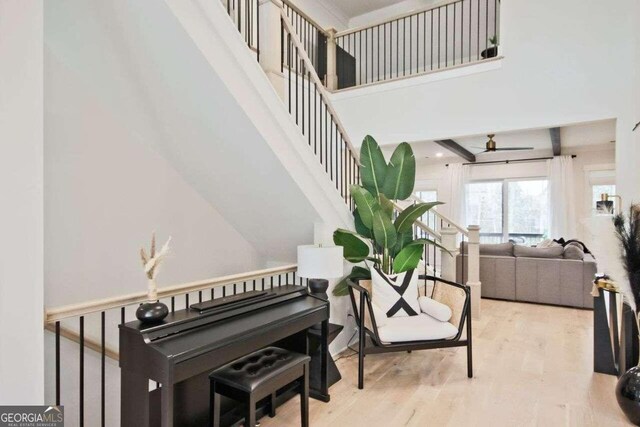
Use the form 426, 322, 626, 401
332, 135, 448, 300
481, 35, 499, 59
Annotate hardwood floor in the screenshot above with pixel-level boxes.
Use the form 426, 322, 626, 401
261, 299, 631, 427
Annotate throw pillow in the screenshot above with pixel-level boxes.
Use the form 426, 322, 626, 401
371, 267, 420, 318
513, 245, 564, 259
564, 245, 585, 260
418, 296, 452, 322
538, 238, 561, 248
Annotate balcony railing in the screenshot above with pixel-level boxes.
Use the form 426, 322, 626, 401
334, 0, 499, 88
45, 265, 300, 426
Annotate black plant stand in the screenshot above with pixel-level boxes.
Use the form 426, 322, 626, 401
308, 323, 343, 401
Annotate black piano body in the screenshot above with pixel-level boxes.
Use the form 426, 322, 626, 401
119, 285, 330, 427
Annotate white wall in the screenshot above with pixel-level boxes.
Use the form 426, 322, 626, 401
44, 53, 266, 307
289, 0, 349, 31
0, 2, 44, 404
349, 0, 441, 27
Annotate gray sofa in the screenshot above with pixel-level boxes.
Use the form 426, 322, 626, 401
456, 242, 597, 309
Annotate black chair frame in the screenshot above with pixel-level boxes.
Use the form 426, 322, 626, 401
347, 274, 473, 389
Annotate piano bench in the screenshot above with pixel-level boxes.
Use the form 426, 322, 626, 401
209, 346, 311, 427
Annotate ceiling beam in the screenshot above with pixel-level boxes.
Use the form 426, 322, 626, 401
549, 127, 561, 156
434, 139, 476, 163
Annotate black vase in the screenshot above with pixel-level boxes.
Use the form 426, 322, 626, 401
481, 46, 498, 59
616, 366, 640, 425
136, 300, 169, 324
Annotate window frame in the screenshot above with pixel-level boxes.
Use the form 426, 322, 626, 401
466, 177, 549, 244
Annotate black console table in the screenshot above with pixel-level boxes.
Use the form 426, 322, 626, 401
594, 287, 639, 376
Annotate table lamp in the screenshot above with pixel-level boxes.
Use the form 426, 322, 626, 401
297, 245, 343, 299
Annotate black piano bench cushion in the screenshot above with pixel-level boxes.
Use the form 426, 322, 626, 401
210, 347, 310, 393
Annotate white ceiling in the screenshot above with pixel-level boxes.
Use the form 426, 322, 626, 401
318, 0, 407, 20
383, 119, 616, 161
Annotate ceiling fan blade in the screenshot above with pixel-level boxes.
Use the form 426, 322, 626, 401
494, 147, 534, 151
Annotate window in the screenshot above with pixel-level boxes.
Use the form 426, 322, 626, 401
415, 190, 438, 227
415, 190, 438, 203
466, 179, 550, 245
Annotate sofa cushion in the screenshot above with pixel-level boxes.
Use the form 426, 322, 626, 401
563, 244, 585, 260
376, 313, 458, 343
461, 241, 514, 256
418, 296, 452, 322
514, 245, 563, 259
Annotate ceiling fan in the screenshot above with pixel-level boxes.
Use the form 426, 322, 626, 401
473, 134, 534, 153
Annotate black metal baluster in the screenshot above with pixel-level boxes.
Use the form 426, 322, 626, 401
403, 18, 407, 75
101, 311, 105, 427
477, 0, 480, 60
453, 3, 456, 65
295, 47, 299, 124
171, 297, 175, 313
431, 11, 434, 70
438, 7, 441, 68
384, 23, 387, 80
469, 0, 472, 62
301, 60, 305, 136
121, 306, 125, 324
315, 82, 318, 156
55, 321, 60, 406
243, 281, 247, 292
423, 12, 426, 71
486, 0, 489, 55
445, 5, 448, 66
185, 293, 189, 307
409, 16, 412, 74
288, 32, 292, 114
237, 0, 241, 32
79, 316, 84, 427
308, 70, 311, 149
256, 0, 260, 60
270, 276, 274, 289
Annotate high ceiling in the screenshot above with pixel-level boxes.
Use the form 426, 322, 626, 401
381, 119, 616, 161
318, 0, 409, 20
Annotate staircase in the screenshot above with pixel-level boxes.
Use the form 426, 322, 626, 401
209, 0, 479, 290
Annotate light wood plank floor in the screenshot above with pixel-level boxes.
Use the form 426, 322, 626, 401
261, 299, 631, 427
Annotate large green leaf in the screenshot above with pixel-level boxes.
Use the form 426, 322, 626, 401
378, 193, 394, 218
410, 238, 453, 257
372, 210, 397, 250
332, 266, 371, 296
393, 244, 424, 273
351, 185, 379, 229
382, 142, 416, 200
354, 209, 373, 239
360, 135, 388, 196
392, 231, 414, 257
394, 202, 443, 233
333, 229, 370, 263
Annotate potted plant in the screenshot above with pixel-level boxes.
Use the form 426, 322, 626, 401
481, 35, 499, 59
613, 207, 640, 425
332, 135, 448, 298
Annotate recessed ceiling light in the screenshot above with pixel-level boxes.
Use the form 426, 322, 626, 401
435, 152, 444, 157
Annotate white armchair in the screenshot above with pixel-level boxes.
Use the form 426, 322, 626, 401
348, 275, 472, 389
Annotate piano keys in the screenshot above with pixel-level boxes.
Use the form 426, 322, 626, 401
119, 285, 330, 427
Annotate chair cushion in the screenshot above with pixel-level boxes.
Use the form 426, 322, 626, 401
418, 296, 452, 322
209, 347, 309, 393
376, 313, 458, 343
563, 244, 585, 260
371, 268, 420, 318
